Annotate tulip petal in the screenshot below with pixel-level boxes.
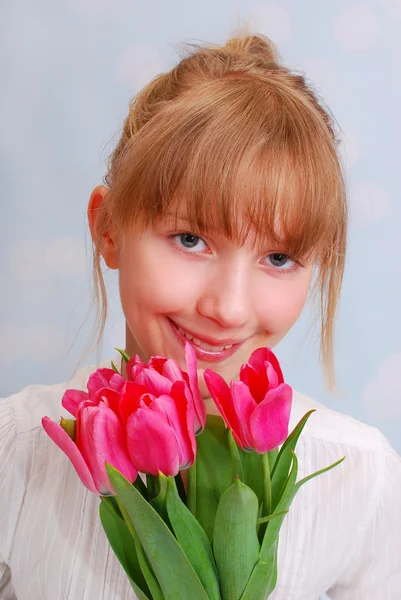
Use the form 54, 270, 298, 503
249, 383, 293, 453
247, 348, 270, 376
92, 407, 137, 489
126, 408, 180, 476
109, 372, 126, 392
162, 358, 184, 382
78, 405, 137, 495
203, 369, 242, 436
87, 368, 118, 396
239, 363, 266, 402
136, 368, 172, 396
61, 389, 88, 417
185, 342, 207, 432
265, 349, 284, 385
249, 347, 284, 385
119, 381, 149, 424
176, 381, 197, 466
126, 355, 145, 381
91, 387, 121, 414
42, 416, 97, 494
149, 382, 196, 469
230, 381, 257, 449
266, 362, 279, 389
148, 356, 167, 373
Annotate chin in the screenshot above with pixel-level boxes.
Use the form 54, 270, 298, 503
198, 374, 211, 399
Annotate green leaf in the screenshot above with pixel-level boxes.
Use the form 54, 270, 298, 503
106, 464, 209, 600
166, 476, 221, 600
186, 414, 232, 540
99, 497, 151, 600
256, 510, 289, 525
228, 429, 243, 481
240, 451, 299, 600
115, 348, 131, 364
213, 478, 260, 600
122, 505, 164, 600
186, 456, 197, 515
237, 447, 264, 504
110, 360, 120, 374
270, 410, 316, 510
294, 456, 346, 494
150, 474, 170, 527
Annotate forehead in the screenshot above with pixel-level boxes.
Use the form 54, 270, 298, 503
157, 161, 308, 257
119, 125, 341, 263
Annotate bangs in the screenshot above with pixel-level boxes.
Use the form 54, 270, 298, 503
112, 78, 345, 262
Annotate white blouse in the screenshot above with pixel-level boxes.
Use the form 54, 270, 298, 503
1, 357, 400, 600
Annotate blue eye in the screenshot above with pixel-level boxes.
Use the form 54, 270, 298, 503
265, 253, 295, 269
173, 233, 207, 252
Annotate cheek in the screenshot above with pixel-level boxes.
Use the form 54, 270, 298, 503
118, 243, 202, 315
256, 275, 311, 332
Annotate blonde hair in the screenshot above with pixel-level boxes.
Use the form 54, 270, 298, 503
86, 33, 347, 389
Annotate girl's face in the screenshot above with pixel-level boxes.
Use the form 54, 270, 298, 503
116, 210, 314, 400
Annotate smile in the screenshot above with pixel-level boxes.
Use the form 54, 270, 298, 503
176, 327, 233, 352
167, 318, 245, 363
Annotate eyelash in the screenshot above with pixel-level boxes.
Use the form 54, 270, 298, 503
168, 233, 303, 274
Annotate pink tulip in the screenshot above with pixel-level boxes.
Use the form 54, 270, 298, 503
42, 395, 137, 496
120, 380, 196, 476
43, 347, 200, 489
204, 347, 293, 453
126, 342, 206, 433
62, 368, 125, 417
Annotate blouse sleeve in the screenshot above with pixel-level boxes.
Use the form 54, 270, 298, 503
0, 397, 18, 599
327, 433, 401, 600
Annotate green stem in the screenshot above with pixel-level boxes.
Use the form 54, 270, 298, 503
116, 497, 137, 539
268, 447, 279, 476
186, 461, 197, 516
116, 497, 163, 600
258, 451, 272, 542
262, 451, 272, 516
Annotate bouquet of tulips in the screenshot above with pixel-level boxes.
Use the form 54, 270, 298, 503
42, 344, 345, 600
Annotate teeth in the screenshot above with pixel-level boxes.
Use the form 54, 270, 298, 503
178, 326, 192, 340
177, 325, 233, 353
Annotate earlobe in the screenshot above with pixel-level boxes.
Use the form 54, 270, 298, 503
87, 185, 119, 270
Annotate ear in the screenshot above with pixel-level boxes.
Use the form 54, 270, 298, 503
87, 185, 119, 270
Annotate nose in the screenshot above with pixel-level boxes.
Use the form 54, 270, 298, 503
196, 259, 252, 329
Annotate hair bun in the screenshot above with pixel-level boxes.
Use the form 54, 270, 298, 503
224, 33, 279, 64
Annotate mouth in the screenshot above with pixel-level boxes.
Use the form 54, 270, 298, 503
167, 318, 245, 363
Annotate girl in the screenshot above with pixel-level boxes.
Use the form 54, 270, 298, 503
1, 33, 400, 600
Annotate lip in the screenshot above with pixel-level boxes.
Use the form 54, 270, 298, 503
167, 318, 245, 363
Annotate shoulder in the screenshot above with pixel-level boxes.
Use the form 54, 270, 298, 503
290, 390, 401, 474
290, 390, 401, 527
2, 358, 113, 435
291, 388, 390, 454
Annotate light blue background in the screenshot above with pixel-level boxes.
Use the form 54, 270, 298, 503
1, 0, 400, 442
1, 2, 400, 597
1, 0, 400, 471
